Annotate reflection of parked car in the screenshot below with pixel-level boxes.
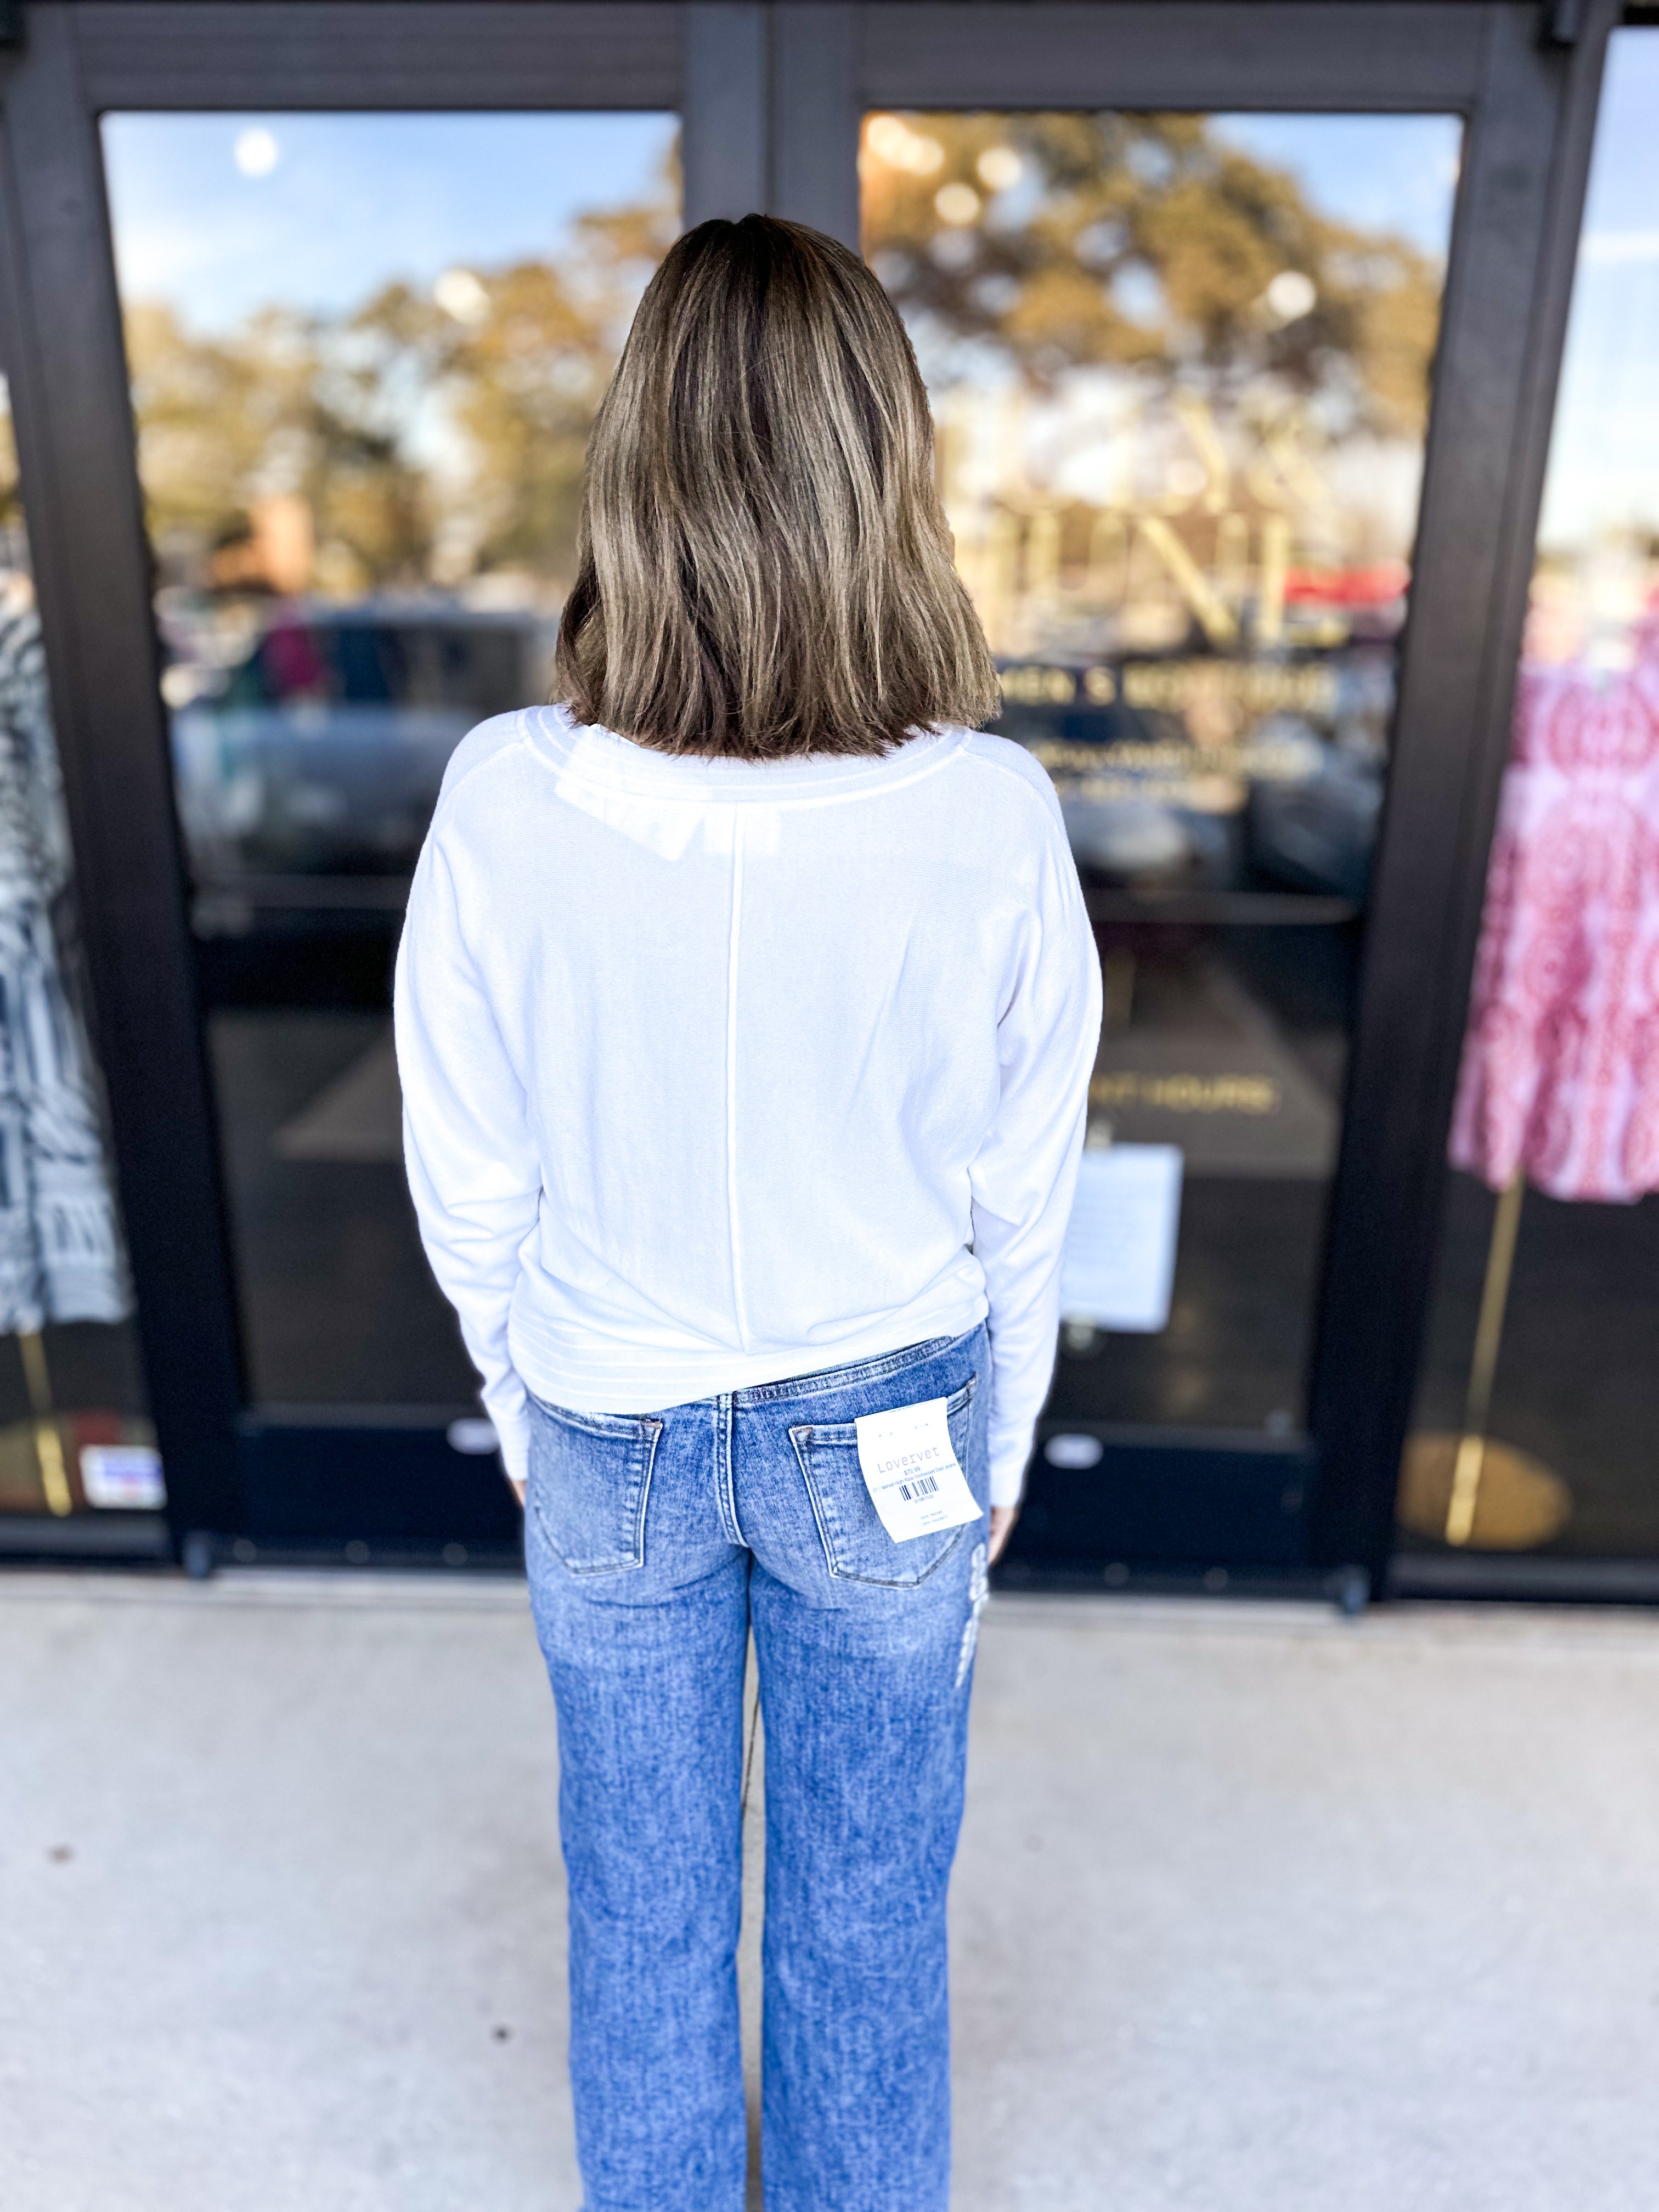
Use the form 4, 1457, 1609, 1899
170, 604, 553, 881
1248, 745, 1382, 902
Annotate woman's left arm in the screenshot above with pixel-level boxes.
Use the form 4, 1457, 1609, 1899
968, 807, 1103, 1528
394, 839, 542, 1499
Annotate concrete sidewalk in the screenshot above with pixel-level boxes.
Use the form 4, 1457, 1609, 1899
3, 1572, 1657, 2211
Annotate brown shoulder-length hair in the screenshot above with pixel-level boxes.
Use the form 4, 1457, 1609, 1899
553, 214, 1000, 758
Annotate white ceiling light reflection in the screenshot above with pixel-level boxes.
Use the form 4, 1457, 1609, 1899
233, 126, 280, 178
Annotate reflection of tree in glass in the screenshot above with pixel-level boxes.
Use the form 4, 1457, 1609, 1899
862, 112, 1447, 664
862, 112, 1442, 437
123, 189, 675, 600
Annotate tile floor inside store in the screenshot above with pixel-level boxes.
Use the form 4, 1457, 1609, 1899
4, 1572, 1657, 2211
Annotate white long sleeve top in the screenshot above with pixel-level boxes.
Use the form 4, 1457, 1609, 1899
394, 706, 1101, 1506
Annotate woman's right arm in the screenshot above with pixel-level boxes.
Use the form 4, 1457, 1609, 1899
394, 838, 543, 1498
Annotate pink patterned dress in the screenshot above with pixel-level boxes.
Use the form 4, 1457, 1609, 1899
1448, 615, 1659, 1203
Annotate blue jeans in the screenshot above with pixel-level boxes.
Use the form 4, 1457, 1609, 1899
524, 1324, 991, 2212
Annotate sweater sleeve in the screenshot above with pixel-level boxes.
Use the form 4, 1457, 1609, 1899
969, 809, 1102, 1506
393, 837, 542, 1487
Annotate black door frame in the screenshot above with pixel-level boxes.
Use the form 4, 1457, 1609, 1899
0, 1, 1619, 1578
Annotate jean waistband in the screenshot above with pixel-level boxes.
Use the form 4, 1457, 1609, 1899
730, 1329, 975, 1409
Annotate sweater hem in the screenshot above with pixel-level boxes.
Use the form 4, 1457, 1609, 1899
506, 1291, 991, 1417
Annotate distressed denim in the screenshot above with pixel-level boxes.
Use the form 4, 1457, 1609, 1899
524, 1324, 992, 2212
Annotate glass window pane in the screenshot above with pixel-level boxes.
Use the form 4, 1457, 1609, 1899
0, 376, 156, 1526
863, 110, 1460, 1435
101, 112, 680, 1410
1402, 30, 1659, 1561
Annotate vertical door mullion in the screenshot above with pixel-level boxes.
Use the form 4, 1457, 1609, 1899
684, 3, 768, 224
771, 1, 860, 246
0, 4, 246, 1548
1308, 0, 1621, 1578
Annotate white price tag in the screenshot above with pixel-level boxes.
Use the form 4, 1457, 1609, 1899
854, 1396, 980, 1544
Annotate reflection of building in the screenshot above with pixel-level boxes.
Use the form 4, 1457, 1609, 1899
994, 650, 1384, 902
935, 380, 1418, 663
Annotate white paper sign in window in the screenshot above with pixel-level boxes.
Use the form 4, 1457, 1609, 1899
1060, 1144, 1183, 1333
79, 1444, 166, 1511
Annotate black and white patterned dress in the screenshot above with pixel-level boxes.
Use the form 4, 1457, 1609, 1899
0, 599, 129, 1329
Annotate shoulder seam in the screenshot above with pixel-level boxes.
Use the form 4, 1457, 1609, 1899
947, 742, 1065, 831
429, 709, 532, 828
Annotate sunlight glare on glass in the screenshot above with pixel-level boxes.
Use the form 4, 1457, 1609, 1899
233, 126, 280, 178
1265, 269, 1317, 323
433, 267, 490, 324
1578, 227, 1659, 264
864, 114, 945, 176
935, 182, 981, 227
1531, 30, 1659, 572
977, 145, 1023, 192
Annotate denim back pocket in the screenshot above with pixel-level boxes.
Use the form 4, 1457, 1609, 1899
527, 1397, 662, 1575
788, 1374, 977, 1588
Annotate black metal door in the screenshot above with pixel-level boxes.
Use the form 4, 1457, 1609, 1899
0, 3, 759, 1562
0, 2, 1618, 1577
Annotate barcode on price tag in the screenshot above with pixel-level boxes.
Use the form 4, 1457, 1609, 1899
854, 1395, 980, 1543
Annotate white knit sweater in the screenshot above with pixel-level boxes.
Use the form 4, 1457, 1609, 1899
394, 706, 1101, 1505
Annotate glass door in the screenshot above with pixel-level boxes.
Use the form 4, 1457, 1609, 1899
97, 108, 679, 1551
782, 1, 1615, 1584
864, 104, 1458, 1574
1398, 23, 1659, 1588
0, 3, 699, 1560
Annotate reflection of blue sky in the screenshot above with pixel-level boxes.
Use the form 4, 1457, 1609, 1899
1209, 114, 1461, 257
1536, 30, 1659, 551
100, 112, 679, 332
94, 70, 1659, 555
104, 106, 1461, 337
